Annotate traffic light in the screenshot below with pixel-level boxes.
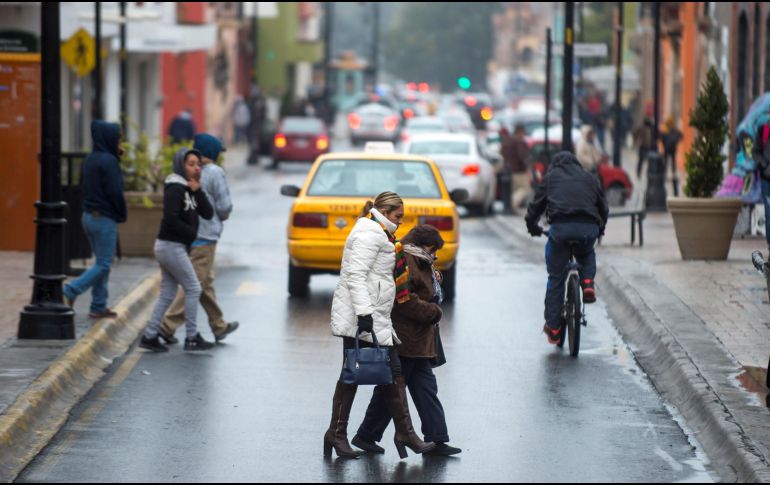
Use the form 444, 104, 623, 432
457, 76, 471, 90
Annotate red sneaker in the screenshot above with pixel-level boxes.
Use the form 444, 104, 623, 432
581, 279, 596, 304
543, 324, 561, 345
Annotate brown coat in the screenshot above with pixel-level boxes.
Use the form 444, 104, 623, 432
391, 254, 442, 358
501, 133, 530, 174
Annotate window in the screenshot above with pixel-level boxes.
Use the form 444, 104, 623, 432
409, 141, 471, 156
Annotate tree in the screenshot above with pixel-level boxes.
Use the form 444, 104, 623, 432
684, 67, 729, 198
383, 3, 501, 89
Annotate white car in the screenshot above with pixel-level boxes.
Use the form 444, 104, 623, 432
404, 133, 497, 216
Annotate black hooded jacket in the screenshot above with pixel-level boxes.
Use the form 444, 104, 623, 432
525, 151, 609, 230
157, 148, 214, 247
82, 121, 127, 223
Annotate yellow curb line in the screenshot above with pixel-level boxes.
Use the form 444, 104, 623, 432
0, 272, 160, 483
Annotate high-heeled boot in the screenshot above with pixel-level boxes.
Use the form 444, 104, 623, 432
323, 381, 363, 459
384, 376, 436, 458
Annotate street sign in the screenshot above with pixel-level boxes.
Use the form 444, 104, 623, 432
545, 43, 608, 58
60, 28, 95, 77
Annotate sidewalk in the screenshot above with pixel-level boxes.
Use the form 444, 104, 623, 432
493, 206, 770, 482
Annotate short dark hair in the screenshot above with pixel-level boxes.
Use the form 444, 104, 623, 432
402, 224, 445, 250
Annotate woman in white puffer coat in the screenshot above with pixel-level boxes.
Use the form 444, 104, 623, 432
324, 192, 435, 460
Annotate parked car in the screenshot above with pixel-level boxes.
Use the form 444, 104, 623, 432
280, 147, 467, 300
404, 133, 497, 216
271, 117, 330, 169
527, 137, 633, 206
348, 103, 401, 146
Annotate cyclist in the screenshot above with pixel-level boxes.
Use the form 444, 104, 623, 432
525, 151, 609, 344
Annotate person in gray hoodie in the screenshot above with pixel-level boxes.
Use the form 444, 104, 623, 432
158, 134, 239, 344
140, 148, 215, 353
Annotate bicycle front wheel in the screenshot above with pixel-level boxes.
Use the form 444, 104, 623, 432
566, 274, 582, 357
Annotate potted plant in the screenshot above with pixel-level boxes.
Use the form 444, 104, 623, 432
119, 130, 187, 257
668, 67, 743, 260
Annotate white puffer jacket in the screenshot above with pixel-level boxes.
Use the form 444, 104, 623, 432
330, 211, 398, 346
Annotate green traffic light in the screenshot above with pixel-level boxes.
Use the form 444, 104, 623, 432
457, 77, 471, 90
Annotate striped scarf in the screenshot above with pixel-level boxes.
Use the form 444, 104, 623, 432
369, 214, 411, 303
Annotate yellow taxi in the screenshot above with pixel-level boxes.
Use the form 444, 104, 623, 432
280, 144, 467, 300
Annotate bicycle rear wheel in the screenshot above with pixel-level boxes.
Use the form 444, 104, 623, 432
566, 274, 582, 357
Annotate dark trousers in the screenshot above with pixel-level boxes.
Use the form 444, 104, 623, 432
544, 222, 600, 328
356, 356, 449, 444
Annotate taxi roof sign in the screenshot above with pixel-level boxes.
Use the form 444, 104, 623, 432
364, 142, 395, 154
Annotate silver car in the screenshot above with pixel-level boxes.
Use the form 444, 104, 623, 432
348, 103, 401, 146
404, 133, 497, 216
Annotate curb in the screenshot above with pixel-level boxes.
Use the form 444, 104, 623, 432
489, 214, 770, 482
0, 272, 160, 483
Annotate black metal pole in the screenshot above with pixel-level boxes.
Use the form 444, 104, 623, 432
19, 3, 75, 339
323, 2, 335, 124
545, 28, 552, 163
372, 2, 380, 87
94, 2, 103, 120
563, 2, 575, 152
645, 1, 667, 211
120, 2, 127, 136
653, 2, 661, 147
613, 2, 624, 167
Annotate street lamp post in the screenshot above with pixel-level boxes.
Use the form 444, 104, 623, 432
612, 2, 624, 168
645, 1, 668, 211
19, 2, 75, 339
120, 2, 127, 136
94, 2, 103, 120
545, 28, 552, 163
562, 2, 575, 152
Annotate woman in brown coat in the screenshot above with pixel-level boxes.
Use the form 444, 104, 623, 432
351, 225, 461, 456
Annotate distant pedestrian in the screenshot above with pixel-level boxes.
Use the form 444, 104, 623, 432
168, 109, 196, 145
232, 96, 251, 145
353, 225, 461, 457
63, 121, 126, 319
158, 134, 239, 346
633, 102, 657, 179
501, 123, 532, 212
576, 125, 604, 173
140, 148, 215, 353
661, 116, 683, 178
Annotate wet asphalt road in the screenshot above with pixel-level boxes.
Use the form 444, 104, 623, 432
17, 150, 716, 483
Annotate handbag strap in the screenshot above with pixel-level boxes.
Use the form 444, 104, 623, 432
354, 330, 381, 361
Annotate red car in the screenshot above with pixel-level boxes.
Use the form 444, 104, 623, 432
271, 117, 330, 169
527, 139, 633, 206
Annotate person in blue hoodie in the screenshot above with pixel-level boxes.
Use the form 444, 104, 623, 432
63, 121, 127, 319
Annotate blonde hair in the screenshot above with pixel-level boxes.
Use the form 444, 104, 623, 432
361, 191, 403, 217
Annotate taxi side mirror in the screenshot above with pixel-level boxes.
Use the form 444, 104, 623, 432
281, 185, 301, 197
450, 189, 469, 203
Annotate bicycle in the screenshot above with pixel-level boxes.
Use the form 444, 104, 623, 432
545, 230, 588, 357
751, 250, 770, 388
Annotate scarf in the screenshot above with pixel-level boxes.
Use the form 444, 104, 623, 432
403, 244, 444, 305
369, 210, 411, 304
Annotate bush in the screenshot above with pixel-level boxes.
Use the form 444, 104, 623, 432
120, 127, 189, 194
684, 66, 729, 198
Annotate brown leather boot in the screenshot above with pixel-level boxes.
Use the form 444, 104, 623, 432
385, 376, 436, 458
324, 381, 362, 459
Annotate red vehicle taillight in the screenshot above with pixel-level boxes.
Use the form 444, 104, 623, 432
419, 216, 454, 232
384, 115, 399, 131
403, 108, 415, 119
462, 163, 481, 176
274, 134, 287, 148
316, 136, 329, 150
464, 96, 477, 107
480, 106, 493, 121
348, 113, 362, 130
293, 213, 328, 228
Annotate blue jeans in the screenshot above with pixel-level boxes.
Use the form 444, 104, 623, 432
64, 213, 117, 313
544, 222, 600, 329
762, 178, 770, 248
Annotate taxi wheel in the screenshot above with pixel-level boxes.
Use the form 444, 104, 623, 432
441, 264, 456, 302
288, 262, 310, 297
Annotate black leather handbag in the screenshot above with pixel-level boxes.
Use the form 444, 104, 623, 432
340, 332, 392, 386
430, 323, 447, 368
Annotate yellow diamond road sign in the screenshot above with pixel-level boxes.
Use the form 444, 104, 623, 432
61, 28, 95, 77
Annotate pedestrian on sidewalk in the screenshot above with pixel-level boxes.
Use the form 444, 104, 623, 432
324, 192, 435, 459
158, 134, 239, 345
525, 152, 608, 345
168, 108, 196, 145
576, 125, 604, 173
352, 224, 461, 457
662, 116, 683, 179
140, 148, 215, 353
232, 96, 251, 145
501, 123, 531, 213
633, 102, 657, 179
63, 121, 126, 319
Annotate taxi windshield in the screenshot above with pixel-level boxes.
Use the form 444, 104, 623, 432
307, 159, 442, 199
